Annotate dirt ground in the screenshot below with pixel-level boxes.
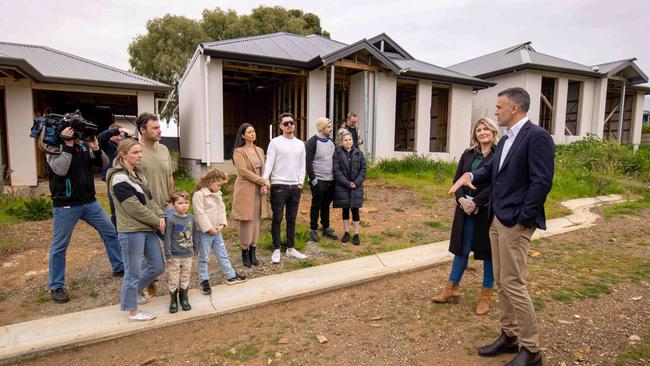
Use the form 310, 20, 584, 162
12, 207, 650, 366
0, 179, 454, 326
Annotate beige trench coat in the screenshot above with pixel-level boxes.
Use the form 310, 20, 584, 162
231, 146, 269, 220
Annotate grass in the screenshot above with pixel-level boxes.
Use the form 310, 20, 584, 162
424, 221, 443, 229
214, 343, 260, 362
614, 329, 650, 365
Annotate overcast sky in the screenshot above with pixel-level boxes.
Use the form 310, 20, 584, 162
2, 0, 649, 109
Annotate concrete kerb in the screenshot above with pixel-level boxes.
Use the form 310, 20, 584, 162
0, 194, 625, 364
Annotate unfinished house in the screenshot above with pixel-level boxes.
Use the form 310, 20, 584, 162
0, 41, 171, 188
449, 42, 650, 147
177, 33, 492, 177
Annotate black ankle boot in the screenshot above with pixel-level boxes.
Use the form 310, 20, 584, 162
179, 288, 191, 311
242, 248, 252, 268
505, 347, 542, 366
249, 246, 259, 266
169, 290, 178, 313
478, 330, 519, 357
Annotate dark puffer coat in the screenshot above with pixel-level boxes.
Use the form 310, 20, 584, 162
332, 146, 366, 208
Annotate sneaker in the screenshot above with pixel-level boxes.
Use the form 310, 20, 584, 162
286, 247, 308, 260
51, 288, 69, 304
271, 249, 281, 263
341, 232, 351, 243
112, 270, 124, 277
137, 294, 149, 305
128, 310, 156, 322
200, 280, 212, 295
352, 234, 361, 246
309, 230, 319, 243
226, 273, 248, 285
322, 228, 338, 240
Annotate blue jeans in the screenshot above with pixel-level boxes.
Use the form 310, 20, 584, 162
197, 231, 236, 281
49, 200, 124, 290
449, 215, 494, 288
118, 231, 165, 311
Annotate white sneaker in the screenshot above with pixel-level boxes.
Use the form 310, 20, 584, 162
137, 295, 149, 305
271, 249, 281, 263
286, 248, 307, 260
128, 310, 156, 322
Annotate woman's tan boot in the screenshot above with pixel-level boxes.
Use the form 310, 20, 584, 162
475, 287, 493, 315
432, 281, 460, 303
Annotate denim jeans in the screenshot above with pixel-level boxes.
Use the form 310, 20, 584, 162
49, 200, 124, 290
270, 184, 302, 249
118, 231, 165, 311
197, 231, 236, 281
309, 180, 334, 230
449, 215, 494, 288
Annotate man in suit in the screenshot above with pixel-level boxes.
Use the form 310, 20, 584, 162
449, 87, 554, 366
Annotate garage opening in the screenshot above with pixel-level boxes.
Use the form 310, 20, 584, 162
565, 80, 581, 135
603, 81, 634, 142
430, 86, 450, 152
539, 77, 556, 133
394, 79, 417, 151
222, 62, 308, 160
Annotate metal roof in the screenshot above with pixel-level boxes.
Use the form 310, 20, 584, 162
592, 58, 648, 84
448, 42, 601, 78
198, 32, 492, 89
0, 41, 171, 92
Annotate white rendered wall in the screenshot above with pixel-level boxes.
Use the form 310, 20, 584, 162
137, 91, 155, 115
591, 78, 608, 138
178, 54, 206, 161
373, 72, 397, 160
448, 84, 474, 160
4, 79, 37, 186
206, 59, 224, 163
307, 69, 327, 138
415, 80, 432, 154
551, 78, 568, 144
631, 91, 646, 146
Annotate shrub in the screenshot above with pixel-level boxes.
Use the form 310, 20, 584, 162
5, 197, 52, 221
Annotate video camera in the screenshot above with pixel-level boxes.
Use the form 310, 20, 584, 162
30, 110, 99, 152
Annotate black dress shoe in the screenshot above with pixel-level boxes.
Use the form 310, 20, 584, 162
478, 330, 519, 357
505, 347, 542, 366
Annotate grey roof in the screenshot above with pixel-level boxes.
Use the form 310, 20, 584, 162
592, 58, 648, 84
0, 41, 171, 92
448, 42, 601, 78
199, 32, 492, 88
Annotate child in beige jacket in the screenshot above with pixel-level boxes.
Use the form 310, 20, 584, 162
192, 168, 247, 295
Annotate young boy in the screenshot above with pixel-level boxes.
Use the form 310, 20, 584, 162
164, 190, 199, 313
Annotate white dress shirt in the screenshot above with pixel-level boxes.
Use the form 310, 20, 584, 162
498, 116, 528, 171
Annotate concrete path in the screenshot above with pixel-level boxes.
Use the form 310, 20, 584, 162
0, 194, 623, 364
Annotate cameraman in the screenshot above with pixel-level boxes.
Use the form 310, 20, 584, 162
97, 123, 135, 181
47, 127, 124, 304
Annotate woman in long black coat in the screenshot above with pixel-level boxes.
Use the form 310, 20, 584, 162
333, 129, 366, 246
432, 117, 501, 315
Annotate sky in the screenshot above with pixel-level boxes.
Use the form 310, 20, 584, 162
2, 0, 649, 117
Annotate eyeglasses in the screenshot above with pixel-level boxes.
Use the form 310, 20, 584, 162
281, 121, 295, 127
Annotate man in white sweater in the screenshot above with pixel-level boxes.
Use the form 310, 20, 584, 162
263, 112, 308, 263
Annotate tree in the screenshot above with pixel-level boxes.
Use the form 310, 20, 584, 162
128, 6, 330, 120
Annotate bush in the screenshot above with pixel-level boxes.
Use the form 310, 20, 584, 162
368, 154, 456, 180
5, 197, 52, 221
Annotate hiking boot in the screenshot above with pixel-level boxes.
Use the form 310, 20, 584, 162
200, 280, 212, 295
322, 228, 338, 240
352, 234, 360, 246
179, 287, 191, 311
226, 273, 247, 285
169, 290, 178, 313
249, 246, 259, 266
112, 270, 124, 277
51, 288, 69, 304
341, 232, 351, 243
242, 249, 252, 268
309, 230, 319, 243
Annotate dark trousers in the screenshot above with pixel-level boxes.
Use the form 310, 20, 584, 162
342, 207, 360, 221
270, 184, 302, 249
309, 180, 334, 230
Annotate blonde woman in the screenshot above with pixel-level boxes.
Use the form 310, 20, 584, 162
107, 139, 166, 321
432, 117, 501, 315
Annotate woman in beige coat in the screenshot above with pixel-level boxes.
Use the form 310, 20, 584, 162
232, 123, 268, 267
